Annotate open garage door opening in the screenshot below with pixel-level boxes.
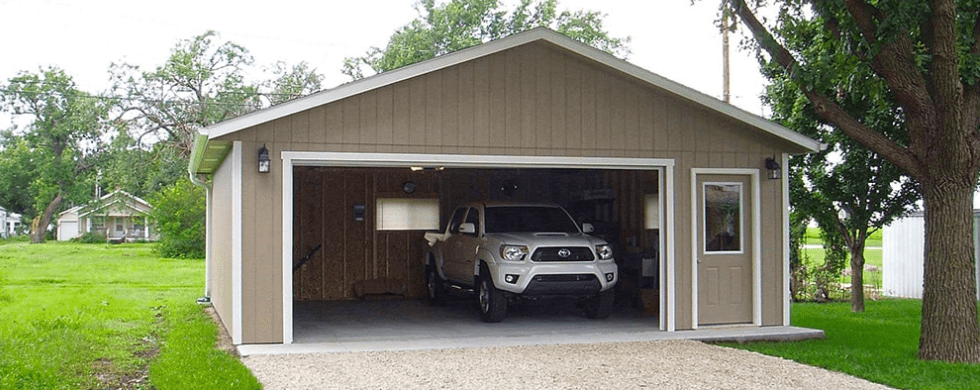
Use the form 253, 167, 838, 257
288, 163, 666, 344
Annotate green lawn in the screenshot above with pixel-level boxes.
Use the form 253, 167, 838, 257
722, 299, 980, 390
0, 241, 259, 389
804, 227, 883, 248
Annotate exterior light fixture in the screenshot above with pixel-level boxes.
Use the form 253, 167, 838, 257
765, 156, 781, 180
258, 144, 270, 173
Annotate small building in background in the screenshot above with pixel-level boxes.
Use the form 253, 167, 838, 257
0, 207, 21, 238
56, 190, 156, 242
883, 210, 980, 300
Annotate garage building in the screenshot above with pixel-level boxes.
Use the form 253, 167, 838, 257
189, 27, 821, 345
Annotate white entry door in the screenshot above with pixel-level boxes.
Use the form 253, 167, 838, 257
696, 173, 754, 326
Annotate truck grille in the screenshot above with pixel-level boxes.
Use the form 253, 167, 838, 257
531, 247, 594, 262
532, 274, 597, 282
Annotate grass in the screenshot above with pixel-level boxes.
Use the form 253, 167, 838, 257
803, 227, 883, 248
0, 241, 259, 389
800, 227, 884, 298
721, 299, 980, 390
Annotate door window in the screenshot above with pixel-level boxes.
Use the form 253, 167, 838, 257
448, 207, 466, 233
464, 207, 480, 236
703, 183, 742, 253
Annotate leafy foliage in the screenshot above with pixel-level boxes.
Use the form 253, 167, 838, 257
729, 0, 980, 361
342, 0, 631, 79
0, 135, 38, 217
265, 61, 325, 105
110, 31, 263, 155
149, 178, 206, 259
0, 67, 109, 242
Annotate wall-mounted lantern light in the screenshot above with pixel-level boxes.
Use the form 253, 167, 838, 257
765, 157, 781, 180
258, 144, 270, 173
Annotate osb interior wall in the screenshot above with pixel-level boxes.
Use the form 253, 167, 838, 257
292, 167, 438, 300
216, 40, 805, 343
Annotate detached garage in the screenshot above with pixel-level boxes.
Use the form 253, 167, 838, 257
188, 27, 821, 345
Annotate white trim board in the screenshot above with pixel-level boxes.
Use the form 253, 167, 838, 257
781, 153, 791, 326
232, 141, 244, 345
665, 164, 676, 332
690, 168, 762, 330
279, 151, 676, 345
283, 151, 675, 169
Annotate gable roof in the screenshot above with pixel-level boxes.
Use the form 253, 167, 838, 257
58, 190, 153, 218
196, 27, 821, 156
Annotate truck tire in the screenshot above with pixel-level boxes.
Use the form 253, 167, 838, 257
477, 272, 507, 323
585, 289, 614, 319
425, 264, 446, 306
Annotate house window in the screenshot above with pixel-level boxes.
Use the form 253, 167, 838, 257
376, 198, 440, 231
644, 193, 660, 230
704, 183, 743, 253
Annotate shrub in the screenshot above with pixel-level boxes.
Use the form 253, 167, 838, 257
149, 178, 206, 259
74, 231, 107, 243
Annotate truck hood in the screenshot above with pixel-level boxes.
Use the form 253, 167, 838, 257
487, 232, 606, 248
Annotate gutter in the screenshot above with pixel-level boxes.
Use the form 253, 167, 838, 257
188, 130, 212, 304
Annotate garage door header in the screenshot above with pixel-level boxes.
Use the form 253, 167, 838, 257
282, 151, 674, 170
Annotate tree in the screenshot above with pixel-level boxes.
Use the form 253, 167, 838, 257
727, 0, 980, 362
99, 131, 187, 199
764, 62, 920, 311
265, 61, 325, 106
342, 0, 631, 79
1, 68, 107, 243
149, 178, 206, 259
0, 134, 38, 217
110, 31, 263, 156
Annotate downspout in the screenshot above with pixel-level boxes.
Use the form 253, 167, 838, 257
188, 131, 213, 304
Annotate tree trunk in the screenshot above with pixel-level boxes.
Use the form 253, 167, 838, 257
919, 180, 980, 362
29, 193, 62, 244
849, 243, 866, 312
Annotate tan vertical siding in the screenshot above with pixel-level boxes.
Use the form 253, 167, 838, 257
209, 153, 235, 338
215, 41, 807, 341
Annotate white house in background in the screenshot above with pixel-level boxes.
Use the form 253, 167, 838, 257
0, 207, 22, 238
56, 190, 157, 242
883, 210, 980, 300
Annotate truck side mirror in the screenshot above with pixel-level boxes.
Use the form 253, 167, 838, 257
459, 222, 476, 234
582, 223, 594, 233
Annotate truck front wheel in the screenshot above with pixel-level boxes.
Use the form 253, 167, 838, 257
425, 265, 446, 306
477, 272, 507, 323
585, 289, 614, 319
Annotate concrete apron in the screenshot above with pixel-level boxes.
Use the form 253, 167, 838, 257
237, 299, 824, 356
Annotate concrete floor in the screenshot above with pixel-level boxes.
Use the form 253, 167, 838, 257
238, 296, 824, 356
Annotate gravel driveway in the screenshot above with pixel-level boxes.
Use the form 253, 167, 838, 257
243, 340, 893, 390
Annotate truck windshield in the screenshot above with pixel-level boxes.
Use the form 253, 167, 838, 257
484, 206, 580, 234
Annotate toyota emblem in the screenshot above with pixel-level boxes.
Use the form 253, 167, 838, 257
558, 248, 571, 258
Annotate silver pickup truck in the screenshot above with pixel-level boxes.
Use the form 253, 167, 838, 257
423, 202, 617, 322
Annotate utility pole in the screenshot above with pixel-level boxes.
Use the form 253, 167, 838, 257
722, 9, 731, 104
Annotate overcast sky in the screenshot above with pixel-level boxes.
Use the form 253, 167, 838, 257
0, 0, 768, 114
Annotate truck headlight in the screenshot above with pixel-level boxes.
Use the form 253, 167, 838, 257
596, 244, 613, 260
499, 245, 529, 262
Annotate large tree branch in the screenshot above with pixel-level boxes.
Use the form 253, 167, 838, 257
730, 0, 924, 179
843, 0, 936, 158
966, 9, 980, 152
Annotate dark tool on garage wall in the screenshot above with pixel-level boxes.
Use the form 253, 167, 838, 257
353, 203, 366, 222
292, 244, 323, 273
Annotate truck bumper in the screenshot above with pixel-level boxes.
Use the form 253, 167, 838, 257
489, 261, 618, 296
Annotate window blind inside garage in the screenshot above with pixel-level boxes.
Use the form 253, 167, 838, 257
376, 198, 440, 230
